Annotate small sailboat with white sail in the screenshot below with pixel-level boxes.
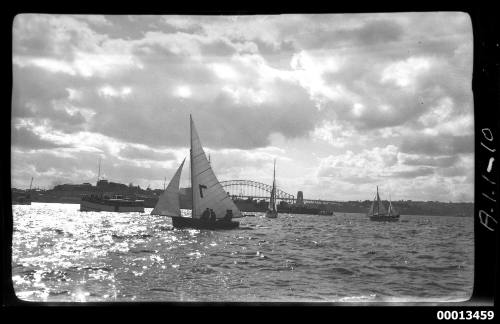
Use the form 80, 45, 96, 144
265, 159, 278, 218
367, 186, 400, 222
387, 194, 400, 219
151, 115, 241, 230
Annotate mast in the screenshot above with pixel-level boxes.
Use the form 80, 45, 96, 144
272, 159, 276, 210
388, 193, 392, 215
377, 186, 379, 216
97, 157, 101, 184
190, 114, 194, 218
273, 159, 276, 186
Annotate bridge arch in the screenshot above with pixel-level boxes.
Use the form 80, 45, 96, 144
220, 180, 295, 202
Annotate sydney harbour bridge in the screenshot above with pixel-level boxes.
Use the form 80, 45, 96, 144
219, 180, 337, 205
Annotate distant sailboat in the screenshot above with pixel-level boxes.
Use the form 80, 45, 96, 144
367, 186, 400, 222
265, 159, 278, 218
387, 194, 400, 219
152, 115, 241, 230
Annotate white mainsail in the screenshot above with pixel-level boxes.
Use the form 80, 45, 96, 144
190, 115, 242, 219
375, 188, 387, 215
269, 159, 277, 211
151, 158, 186, 216
368, 186, 388, 216
388, 198, 398, 216
368, 197, 375, 215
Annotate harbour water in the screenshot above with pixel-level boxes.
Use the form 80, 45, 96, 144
11, 203, 473, 302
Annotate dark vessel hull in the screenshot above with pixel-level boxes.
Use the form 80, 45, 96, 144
369, 214, 400, 222
80, 196, 144, 212
12, 199, 31, 205
278, 205, 321, 215
170, 216, 239, 230
12, 193, 31, 205
265, 210, 278, 218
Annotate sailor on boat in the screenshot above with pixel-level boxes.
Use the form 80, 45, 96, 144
224, 210, 233, 222
210, 209, 217, 223
201, 208, 210, 221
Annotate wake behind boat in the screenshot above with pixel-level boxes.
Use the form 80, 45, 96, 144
367, 186, 400, 222
151, 115, 241, 230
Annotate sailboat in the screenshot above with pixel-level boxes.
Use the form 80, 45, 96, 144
151, 115, 241, 230
265, 159, 278, 218
387, 194, 400, 219
367, 186, 400, 222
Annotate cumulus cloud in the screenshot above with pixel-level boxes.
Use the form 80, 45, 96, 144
119, 145, 177, 161
11, 126, 69, 150
10, 13, 474, 202
400, 134, 474, 155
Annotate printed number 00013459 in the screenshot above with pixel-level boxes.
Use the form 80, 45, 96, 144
437, 311, 494, 320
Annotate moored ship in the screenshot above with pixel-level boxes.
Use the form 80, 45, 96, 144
80, 194, 145, 212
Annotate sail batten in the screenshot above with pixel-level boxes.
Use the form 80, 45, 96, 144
151, 158, 186, 217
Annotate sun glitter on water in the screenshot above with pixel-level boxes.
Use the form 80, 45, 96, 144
72, 287, 89, 302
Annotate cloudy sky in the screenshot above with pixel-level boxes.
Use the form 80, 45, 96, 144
11, 13, 474, 202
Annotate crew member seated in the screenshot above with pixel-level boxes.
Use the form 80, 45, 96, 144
201, 208, 210, 222
224, 209, 233, 222
209, 209, 217, 223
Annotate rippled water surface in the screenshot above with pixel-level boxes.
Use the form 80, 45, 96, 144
12, 203, 473, 302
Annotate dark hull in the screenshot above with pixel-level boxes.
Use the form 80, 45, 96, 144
265, 210, 278, 218
80, 197, 144, 212
171, 216, 239, 230
369, 214, 400, 222
13, 200, 31, 205
278, 206, 320, 215
12, 194, 31, 205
